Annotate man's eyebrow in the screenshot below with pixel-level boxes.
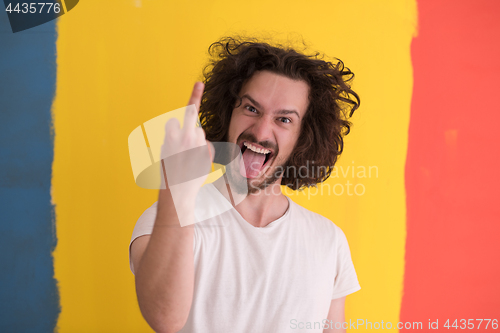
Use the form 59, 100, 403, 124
241, 94, 262, 109
276, 109, 301, 119
241, 94, 301, 119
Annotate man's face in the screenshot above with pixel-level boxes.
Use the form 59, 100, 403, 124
226, 70, 310, 193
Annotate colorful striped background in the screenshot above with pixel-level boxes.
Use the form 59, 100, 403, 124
1, 0, 499, 331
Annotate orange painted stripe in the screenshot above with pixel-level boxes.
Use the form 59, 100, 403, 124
403, 0, 500, 326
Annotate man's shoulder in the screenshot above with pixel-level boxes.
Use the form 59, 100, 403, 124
287, 196, 342, 235
140, 201, 158, 217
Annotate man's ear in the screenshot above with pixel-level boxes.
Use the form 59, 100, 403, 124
206, 140, 215, 162
234, 96, 243, 108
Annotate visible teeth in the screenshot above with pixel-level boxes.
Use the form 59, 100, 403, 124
243, 142, 270, 154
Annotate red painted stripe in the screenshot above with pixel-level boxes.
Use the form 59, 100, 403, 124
402, 0, 500, 328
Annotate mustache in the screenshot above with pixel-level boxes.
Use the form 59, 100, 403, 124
237, 133, 279, 153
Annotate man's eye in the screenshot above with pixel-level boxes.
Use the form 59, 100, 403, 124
245, 105, 257, 113
279, 117, 291, 124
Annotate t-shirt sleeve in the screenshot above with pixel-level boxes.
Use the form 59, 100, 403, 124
331, 227, 361, 299
129, 201, 158, 275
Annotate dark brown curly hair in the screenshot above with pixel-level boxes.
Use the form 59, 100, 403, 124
199, 36, 360, 190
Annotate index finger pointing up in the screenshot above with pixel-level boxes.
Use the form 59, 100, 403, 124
189, 81, 204, 111
184, 82, 205, 130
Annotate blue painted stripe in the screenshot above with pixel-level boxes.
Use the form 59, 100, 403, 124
0, 13, 59, 333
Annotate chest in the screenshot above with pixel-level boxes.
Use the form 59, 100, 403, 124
192, 222, 337, 307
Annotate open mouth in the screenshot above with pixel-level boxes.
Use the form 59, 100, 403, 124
238, 141, 275, 178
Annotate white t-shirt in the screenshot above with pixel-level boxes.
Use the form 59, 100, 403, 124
130, 184, 360, 333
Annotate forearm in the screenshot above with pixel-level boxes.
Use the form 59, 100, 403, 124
135, 188, 195, 333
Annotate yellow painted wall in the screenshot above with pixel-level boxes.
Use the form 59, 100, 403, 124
52, 0, 416, 331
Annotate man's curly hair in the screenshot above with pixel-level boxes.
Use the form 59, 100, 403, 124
199, 36, 360, 190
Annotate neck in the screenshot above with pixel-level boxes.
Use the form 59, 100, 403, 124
226, 179, 289, 227
212, 174, 289, 227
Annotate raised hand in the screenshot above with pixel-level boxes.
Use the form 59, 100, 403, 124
160, 82, 213, 225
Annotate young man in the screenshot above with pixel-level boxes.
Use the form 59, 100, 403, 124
129, 37, 361, 333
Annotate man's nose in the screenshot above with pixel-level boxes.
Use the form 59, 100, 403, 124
250, 116, 274, 142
